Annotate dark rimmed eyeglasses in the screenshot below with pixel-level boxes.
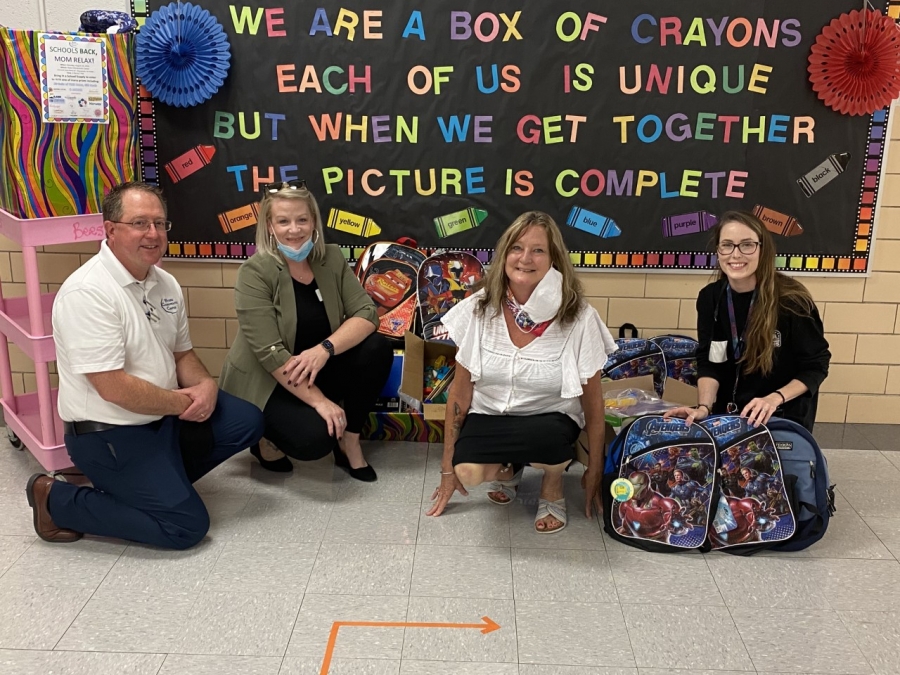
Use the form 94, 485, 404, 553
261, 179, 307, 197
717, 241, 760, 256
110, 219, 172, 233
141, 289, 160, 324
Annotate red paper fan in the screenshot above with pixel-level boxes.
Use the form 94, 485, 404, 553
808, 8, 900, 116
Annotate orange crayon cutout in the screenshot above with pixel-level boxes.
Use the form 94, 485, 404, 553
218, 202, 260, 234
165, 144, 216, 183
752, 205, 803, 237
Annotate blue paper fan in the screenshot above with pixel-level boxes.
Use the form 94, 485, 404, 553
136, 1, 231, 107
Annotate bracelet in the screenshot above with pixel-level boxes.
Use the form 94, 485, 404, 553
440, 470, 455, 476
696, 403, 711, 414
773, 390, 786, 405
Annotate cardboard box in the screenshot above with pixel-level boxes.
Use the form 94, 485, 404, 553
576, 374, 699, 468
399, 331, 456, 422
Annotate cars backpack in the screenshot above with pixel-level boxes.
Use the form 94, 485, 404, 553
355, 242, 427, 338
417, 251, 484, 343
649, 334, 699, 386
761, 417, 836, 552
602, 324, 666, 396
603, 414, 799, 554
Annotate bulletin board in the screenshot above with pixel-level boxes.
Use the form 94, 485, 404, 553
132, 0, 896, 273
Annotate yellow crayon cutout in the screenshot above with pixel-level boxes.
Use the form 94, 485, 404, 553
327, 208, 382, 238
218, 202, 260, 234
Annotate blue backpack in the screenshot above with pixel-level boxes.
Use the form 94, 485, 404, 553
649, 334, 699, 386
603, 325, 667, 397
602, 415, 831, 554
764, 418, 836, 552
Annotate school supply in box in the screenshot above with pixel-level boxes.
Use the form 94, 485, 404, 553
399, 331, 457, 420
603, 387, 679, 421
417, 251, 484, 343
356, 242, 427, 338
424, 355, 455, 404
603, 414, 812, 555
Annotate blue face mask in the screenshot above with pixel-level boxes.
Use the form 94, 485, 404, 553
273, 232, 314, 262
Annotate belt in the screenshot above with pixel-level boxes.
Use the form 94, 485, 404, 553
64, 420, 118, 436
63, 419, 164, 436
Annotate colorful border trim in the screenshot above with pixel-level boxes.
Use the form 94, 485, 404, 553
134, 0, 896, 273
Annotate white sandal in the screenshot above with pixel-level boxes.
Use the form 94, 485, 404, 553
487, 466, 524, 505
534, 498, 568, 534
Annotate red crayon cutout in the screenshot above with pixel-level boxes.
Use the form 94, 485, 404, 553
165, 144, 216, 183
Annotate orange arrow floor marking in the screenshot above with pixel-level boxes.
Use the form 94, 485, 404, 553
319, 616, 500, 675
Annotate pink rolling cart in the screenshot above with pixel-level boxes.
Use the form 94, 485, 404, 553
0, 208, 105, 472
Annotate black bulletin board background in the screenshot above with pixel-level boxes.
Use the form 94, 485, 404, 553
134, 0, 889, 271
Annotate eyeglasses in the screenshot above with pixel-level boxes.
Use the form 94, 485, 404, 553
111, 219, 172, 233
141, 289, 160, 323
261, 179, 307, 197
717, 241, 760, 255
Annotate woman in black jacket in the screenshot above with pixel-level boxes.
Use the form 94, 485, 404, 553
665, 210, 830, 432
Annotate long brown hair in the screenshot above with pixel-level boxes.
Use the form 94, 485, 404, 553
478, 211, 584, 325
711, 210, 816, 376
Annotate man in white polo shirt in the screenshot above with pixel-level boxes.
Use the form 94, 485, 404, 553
26, 182, 264, 549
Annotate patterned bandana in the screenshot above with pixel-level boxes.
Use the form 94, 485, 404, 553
505, 289, 554, 337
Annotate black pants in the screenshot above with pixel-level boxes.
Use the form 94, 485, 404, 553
262, 332, 393, 460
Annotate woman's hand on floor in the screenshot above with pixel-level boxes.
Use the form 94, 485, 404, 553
427, 472, 468, 517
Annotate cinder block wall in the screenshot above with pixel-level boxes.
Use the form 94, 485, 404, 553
2, 3, 899, 425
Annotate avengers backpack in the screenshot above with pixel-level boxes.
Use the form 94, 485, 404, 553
417, 251, 484, 343
603, 415, 799, 555
602, 324, 666, 396
355, 242, 426, 338
649, 334, 699, 386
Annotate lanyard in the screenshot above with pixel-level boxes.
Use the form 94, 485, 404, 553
725, 285, 755, 361
725, 285, 756, 413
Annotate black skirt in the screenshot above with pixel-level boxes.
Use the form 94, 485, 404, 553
452, 412, 581, 466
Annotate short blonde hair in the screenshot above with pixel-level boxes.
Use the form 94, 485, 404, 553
254, 185, 326, 263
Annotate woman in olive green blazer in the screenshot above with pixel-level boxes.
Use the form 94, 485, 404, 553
220, 183, 392, 481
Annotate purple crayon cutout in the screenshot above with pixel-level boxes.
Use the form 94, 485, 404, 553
661, 211, 718, 238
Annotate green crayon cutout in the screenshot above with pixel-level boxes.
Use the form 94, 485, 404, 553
433, 208, 488, 238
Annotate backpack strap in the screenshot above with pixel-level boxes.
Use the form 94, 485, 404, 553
619, 323, 639, 338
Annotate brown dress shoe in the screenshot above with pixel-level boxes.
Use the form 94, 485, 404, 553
25, 474, 82, 543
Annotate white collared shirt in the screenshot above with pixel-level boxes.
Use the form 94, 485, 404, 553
441, 290, 618, 427
52, 240, 192, 425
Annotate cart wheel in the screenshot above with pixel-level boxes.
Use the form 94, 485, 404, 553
6, 427, 23, 450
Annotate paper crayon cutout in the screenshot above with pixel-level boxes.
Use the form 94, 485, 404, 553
753, 205, 803, 237
566, 207, 621, 238
165, 144, 216, 183
326, 208, 382, 237
433, 208, 488, 239
661, 210, 718, 238
218, 202, 260, 234
797, 152, 851, 198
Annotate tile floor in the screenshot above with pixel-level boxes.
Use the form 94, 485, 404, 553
0, 435, 898, 674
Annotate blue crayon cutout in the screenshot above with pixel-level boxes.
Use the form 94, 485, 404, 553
566, 207, 621, 238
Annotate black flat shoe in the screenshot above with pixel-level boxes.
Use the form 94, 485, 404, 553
250, 443, 293, 473
332, 446, 377, 482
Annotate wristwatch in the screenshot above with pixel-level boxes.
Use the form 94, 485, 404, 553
320, 339, 335, 357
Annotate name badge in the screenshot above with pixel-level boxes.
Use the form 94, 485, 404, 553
709, 340, 728, 363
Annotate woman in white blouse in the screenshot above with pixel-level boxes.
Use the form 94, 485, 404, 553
427, 212, 617, 533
